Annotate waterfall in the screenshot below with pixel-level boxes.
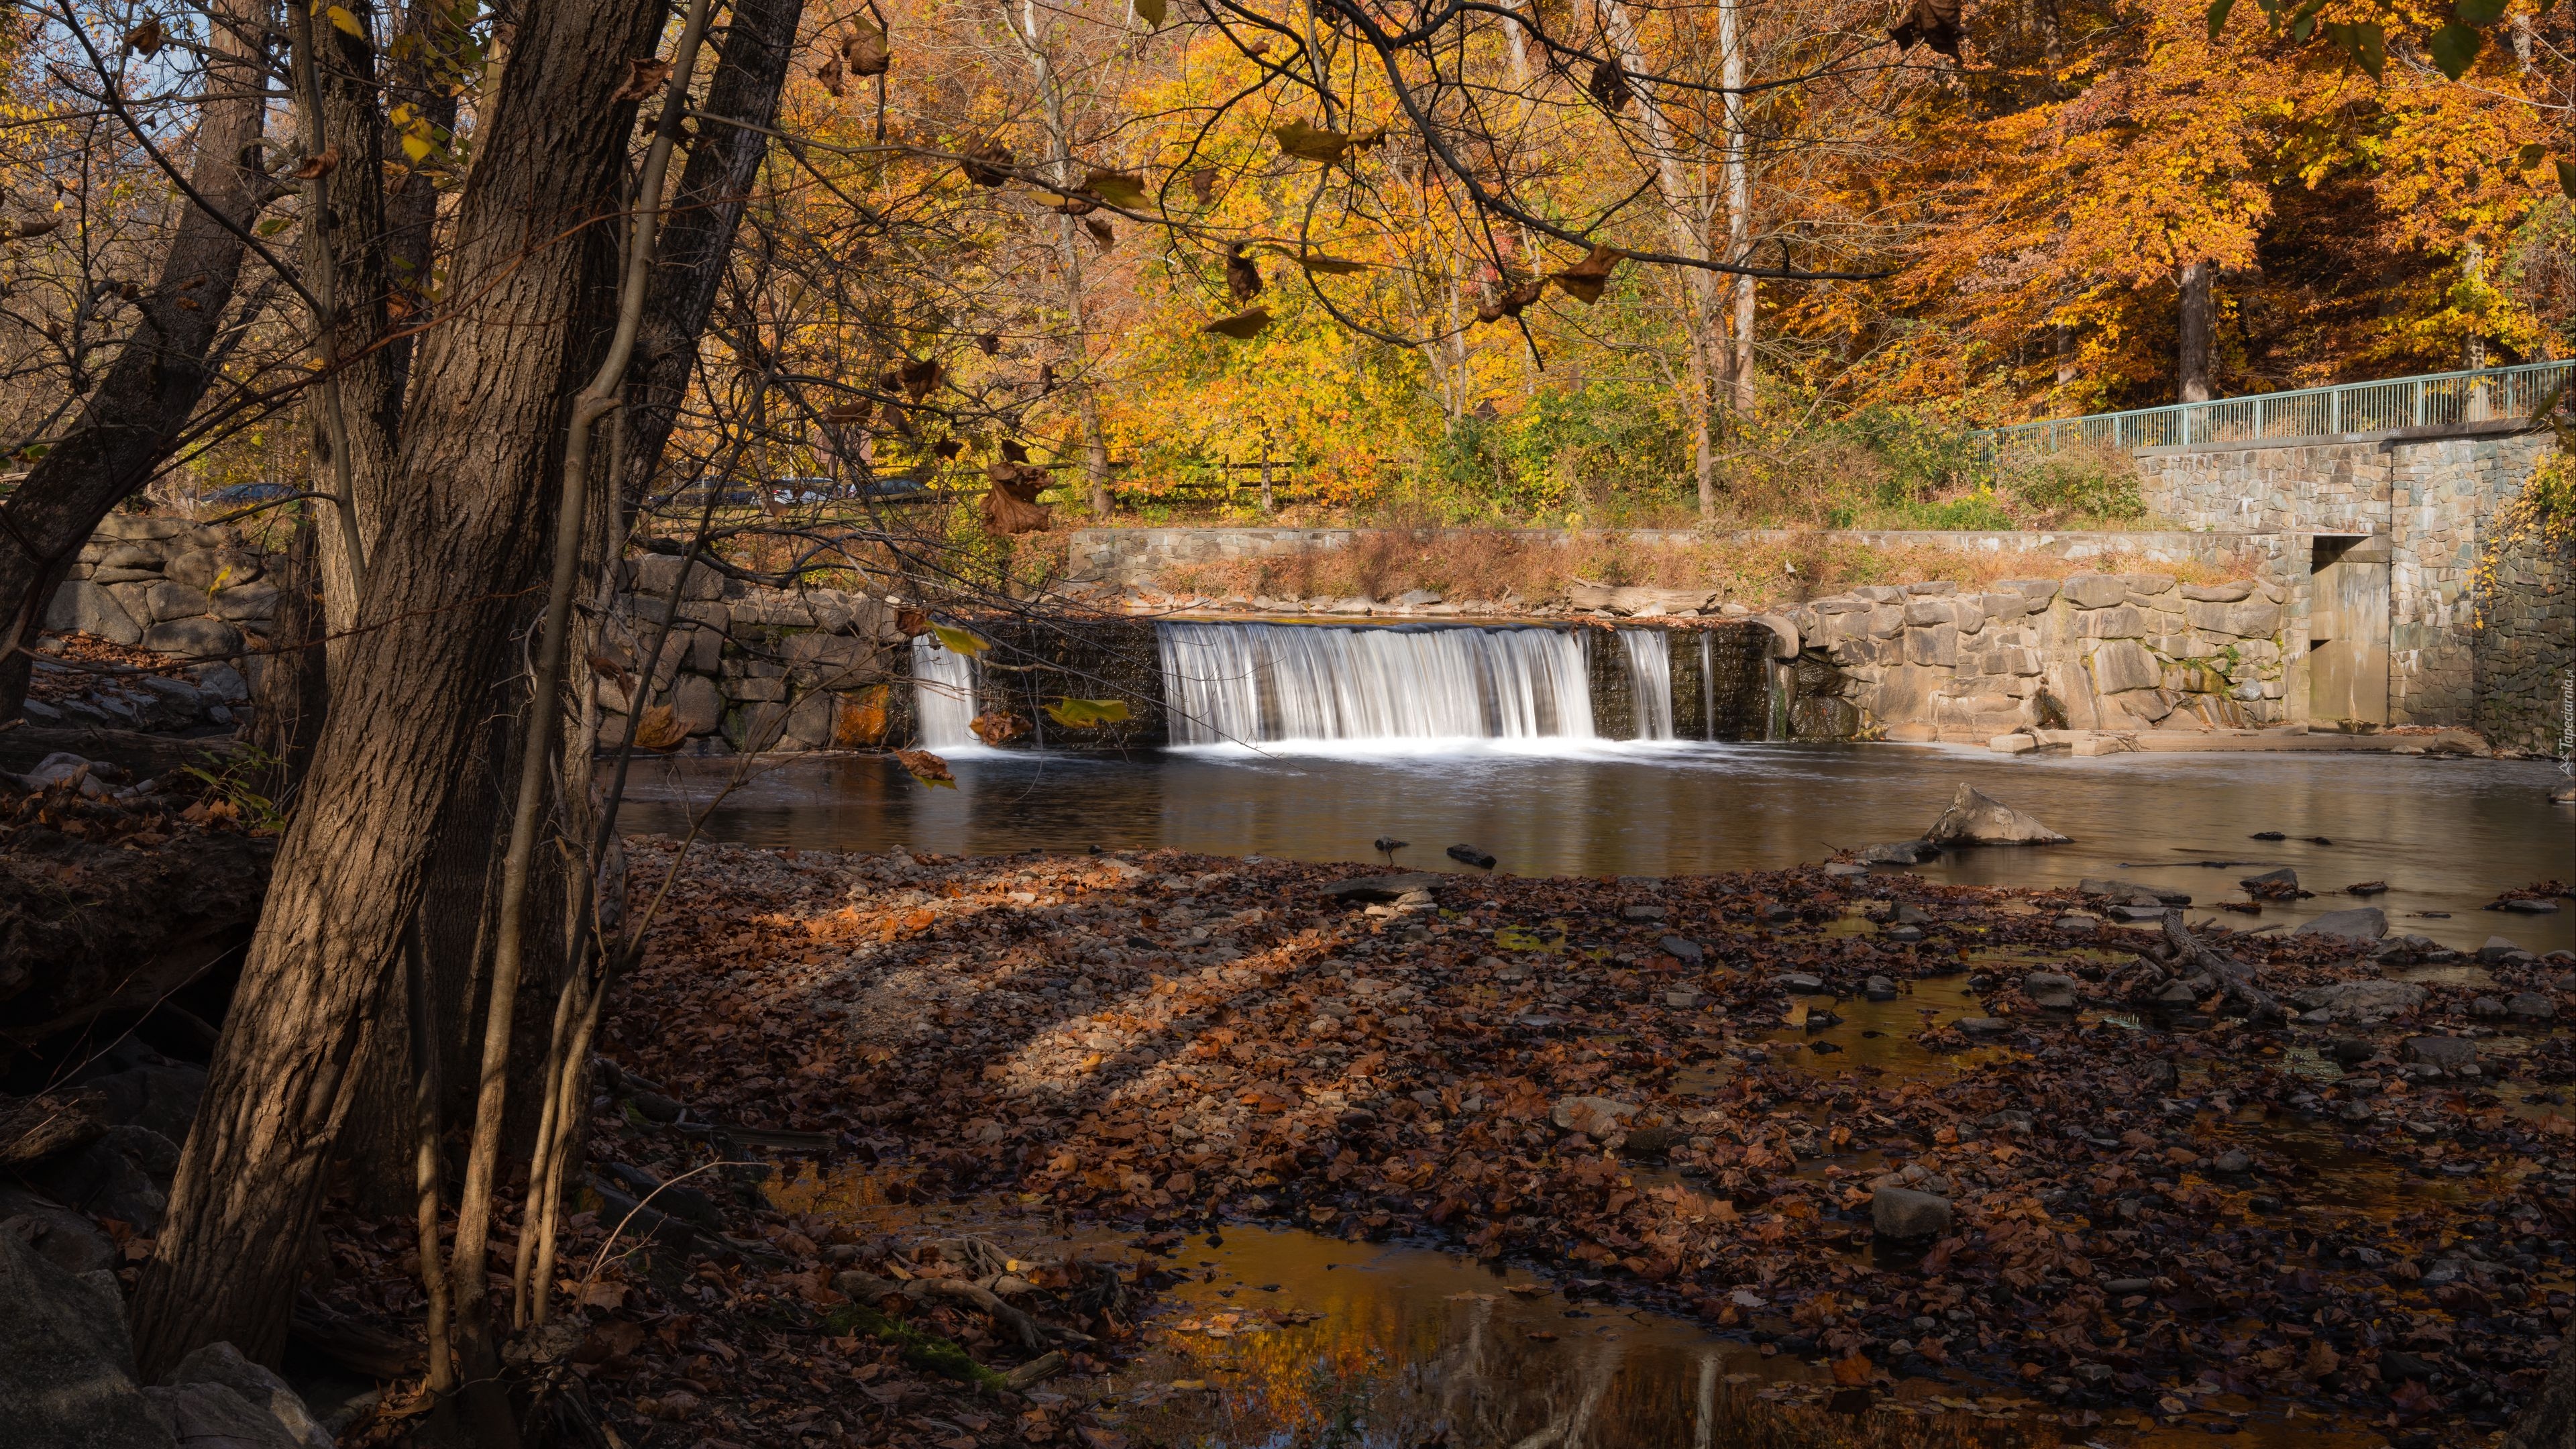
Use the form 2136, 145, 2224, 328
910, 634, 979, 747
1617, 629, 1675, 741
1159, 621, 1597, 745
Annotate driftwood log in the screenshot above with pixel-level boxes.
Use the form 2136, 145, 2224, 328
2160, 910, 2282, 1019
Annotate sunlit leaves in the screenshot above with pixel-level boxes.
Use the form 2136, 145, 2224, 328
322, 3, 365, 38
929, 623, 987, 655
1044, 698, 1130, 728
843, 20, 890, 78
970, 710, 1030, 745
631, 704, 688, 752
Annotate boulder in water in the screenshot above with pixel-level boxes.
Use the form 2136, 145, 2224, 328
1922, 785, 2068, 846
1860, 839, 1940, 865
2294, 908, 2386, 942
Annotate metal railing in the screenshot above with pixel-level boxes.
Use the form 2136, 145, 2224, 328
1984, 359, 2572, 455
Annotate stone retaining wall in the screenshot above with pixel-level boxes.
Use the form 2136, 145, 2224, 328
2473, 529, 2573, 756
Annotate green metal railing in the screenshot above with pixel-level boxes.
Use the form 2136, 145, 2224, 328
1984, 359, 2572, 455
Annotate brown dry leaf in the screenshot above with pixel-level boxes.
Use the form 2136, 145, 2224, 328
1549, 244, 1625, 305
960, 142, 1013, 186
1889, 0, 1964, 55
291, 147, 341, 181
834, 686, 893, 748
843, 19, 890, 76
982, 461, 1054, 534
896, 606, 930, 636
897, 358, 940, 400
124, 18, 164, 54
631, 704, 688, 753
969, 711, 1029, 747
1187, 167, 1219, 203
894, 749, 955, 788
1587, 58, 1633, 113
824, 397, 872, 426
1271, 121, 1350, 164
1831, 1352, 1874, 1386
1083, 169, 1149, 209
1201, 307, 1272, 339
613, 57, 674, 103
1224, 244, 1263, 303
975, 332, 1001, 355
816, 53, 845, 97
1084, 216, 1115, 251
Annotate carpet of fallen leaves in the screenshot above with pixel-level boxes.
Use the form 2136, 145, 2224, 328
470, 841, 2576, 1448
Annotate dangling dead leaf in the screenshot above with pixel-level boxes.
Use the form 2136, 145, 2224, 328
1201, 307, 1272, 339
1048, 195, 1099, 216
1587, 59, 1633, 114
586, 651, 635, 690
292, 148, 341, 181
817, 54, 845, 97
825, 397, 873, 427
932, 439, 963, 459
1083, 169, 1149, 210
981, 462, 1054, 534
894, 749, 955, 788
1549, 244, 1626, 304
961, 143, 1013, 186
7, 217, 63, 240
896, 606, 930, 637
1224, 244, 1264, 303
970, 711, 1030, 746
124, 18, 164, 55
1000, 439, 1030, 463
1888, 0, 1964, 56
631, 704, 688, 753
975, 332, 1001, 356
1294, 252, 1369, 275
613, 57, 674, 103
1084, 217, 1115, 251
1187, 168, 1219, 204
843, 19, 891, 76
1271, 121, 1351, 164
1474, 278, 1545, 323
1132, 0, 1166, 26
897, 358, 940, 400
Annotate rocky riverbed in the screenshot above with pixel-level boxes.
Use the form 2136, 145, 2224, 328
584, 839, 2574, 1446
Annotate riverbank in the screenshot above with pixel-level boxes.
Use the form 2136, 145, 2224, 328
596, 837, 2575, 1445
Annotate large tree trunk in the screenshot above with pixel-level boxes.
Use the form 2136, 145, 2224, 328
611, 0, 810, 511
0, 1, 268, 723
127, 0, 672, 1375
2508, 1332, 2576, 1449
2178, 260, 2214, 403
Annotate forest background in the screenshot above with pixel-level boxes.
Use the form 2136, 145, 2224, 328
13, 0, 2558, 537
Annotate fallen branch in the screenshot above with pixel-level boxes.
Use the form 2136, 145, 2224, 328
2161, 910, 2282, 1020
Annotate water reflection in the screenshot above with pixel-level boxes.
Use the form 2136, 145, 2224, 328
621, 745, 2573, 954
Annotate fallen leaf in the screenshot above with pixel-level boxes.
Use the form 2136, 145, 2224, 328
613, 57, 674, 103
1201, 307, 1272, 339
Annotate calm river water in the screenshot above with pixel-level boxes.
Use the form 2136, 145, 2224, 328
620, 743, 2573, 955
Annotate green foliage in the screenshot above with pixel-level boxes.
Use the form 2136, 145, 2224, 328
819, 1302, 1010, 1391
2000, 447, 2148, 522
180, 746, 288, 830
1824, 406, 1989, 508
1409, 379, 1691, 522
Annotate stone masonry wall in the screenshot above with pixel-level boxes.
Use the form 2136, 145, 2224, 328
1781, 562, 2300, 741
2473, 529, 2573, 756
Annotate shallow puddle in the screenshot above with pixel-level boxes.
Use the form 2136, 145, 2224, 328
767, 1167, 2396, 1448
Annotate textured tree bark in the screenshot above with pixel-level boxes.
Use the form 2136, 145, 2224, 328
0, 1, 267, 723
2178, 260, 2214, 403
611, 0, 810, 508
244, 507, 329, 800
301, 0, 404, 663
127, 0, 671, 1376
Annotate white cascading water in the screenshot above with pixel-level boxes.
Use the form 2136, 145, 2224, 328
910, 634, 979, 747
1617, 629, 1675, 741
1159, 621, 1597, 745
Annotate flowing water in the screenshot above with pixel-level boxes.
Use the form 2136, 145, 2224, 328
1158, 622, 1601, 745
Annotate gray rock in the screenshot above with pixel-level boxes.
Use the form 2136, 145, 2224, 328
2155, 980, 2199, 1005
2507, 992, 2556, 1020
0, 1227, 173, 1448
2240, 867, 2299, 893
2212, 1149, 2251, 1173
2477, 936, 2531, 963
1860, 839, 1940, 865
1392, 589, 1443, 607
2021, 972, 2080, 1010
2063, 575, 2128, 609
207, 582, 282, 623
93, 514, 190, 542
2404, 1036, 2477, 1071
2286, 980, 2426, 1022
2108, 904, 2171, 922
41, 581, 144, 646
1550, 1096, 1640, 1137
2053, 914, 2100, 933
2078, 877, 2191, 905
1872, 1187, 1953, 1240
23, 1127, 179, 1232
1658, 935, 1704, 963
1621, 904, 1667, 920
1865, 975, 1896, 1001
2495, 897, 2559, 914
1823, 862, 1869, 877
142, 1381, 299, 1449
189, 663, 250, 702
164, 1344, 332, 1449
1923, 784, 2068, 846
2102, 1277, 2154, 1295
141, 617, 245, 661
1955, 1016, 2010, 1035
1884, 924, 1926, 942
93, 542, 169, 572
162, 548, 262, 591
0, 1188, 116, 1275
2180, 580, 2254, 603
2090, 639, 2159, 690
70, 1063, 205, 1145
2294, 908, 2387, 943
1778, 973, 1826, 994
627, 553, 727, 602
1318, 873, 1448, 902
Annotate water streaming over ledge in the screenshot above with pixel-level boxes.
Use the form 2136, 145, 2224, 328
1616, 628, 1675, 741
1158, 621, 1597, 745
910, 634, 979, 749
